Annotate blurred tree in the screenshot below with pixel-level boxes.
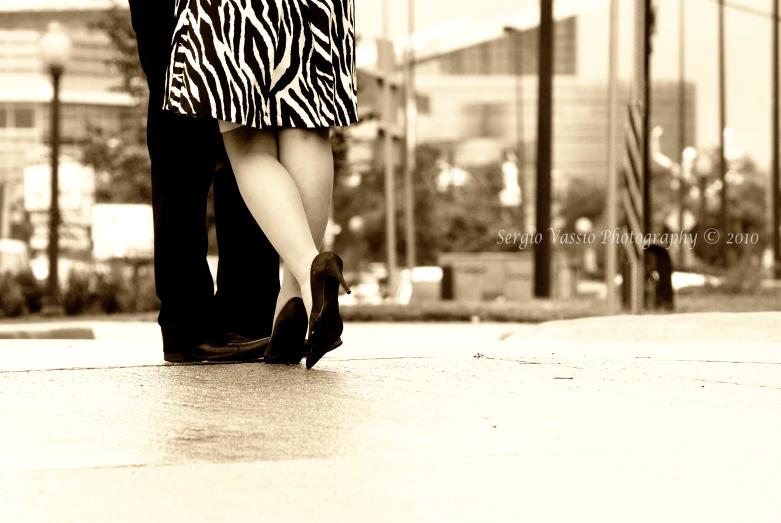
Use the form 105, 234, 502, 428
332, 142, 514, 267
425, 161, 508, 260
560, 177, 606, 233
636, 145, 766, 269
331, 131, 386, 268
85, 6, 219, 253
84, 7, 151, 205
82, 126, 152, 204
691, 147, 766, 267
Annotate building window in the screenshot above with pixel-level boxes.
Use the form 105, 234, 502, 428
416, 94, 431, 115
42, 104, 124, 145
14, 108, 34, 128
427, 16, 577, 76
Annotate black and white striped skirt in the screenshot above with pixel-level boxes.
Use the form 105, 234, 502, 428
163, 0, 358, 130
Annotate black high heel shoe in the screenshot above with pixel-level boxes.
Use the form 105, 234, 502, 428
264, 298, 308, 365
306, 252, 351, 369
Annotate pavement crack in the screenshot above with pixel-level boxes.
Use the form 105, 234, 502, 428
689, 378, 781, 390
674, 359, 781, 366
0, 361, 257, 374
480, 357, 584, 370
481, 357, 541, 365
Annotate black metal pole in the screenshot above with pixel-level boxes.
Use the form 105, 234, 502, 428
678, 0, 687, 268
773, 0, 780, 278
699, 175, 707, 231
505, 25, 530, 233
403, 0, 417, 271
0, 183, 5, 239
718, 0, 728, 264
513, 30, 525, 215
535, 0, 553, 298
47, 68, 62, 311
642, 0, 652, 236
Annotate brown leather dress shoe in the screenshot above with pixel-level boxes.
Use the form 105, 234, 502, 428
163, 333, 270, 363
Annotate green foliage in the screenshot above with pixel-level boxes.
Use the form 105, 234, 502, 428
560, 177, 606, 233
330, 127, 383, 267
425, 162, 509, 259
717, 263, 765, 295
0, 275, 27, 317
131, 266, 162, 312
83, 6, 153, 205
332, 143, 515, 267
85, 6, 218, 251
688, 147, 767, 267
62, 265, 160, 316
14, 271, 43, 314
340, 298, 606, 323
82, 126, 153, 204
94, 272, 125, 314
0, 272, 44, 318
63, 271, 92, 316
88, 5, 147, 102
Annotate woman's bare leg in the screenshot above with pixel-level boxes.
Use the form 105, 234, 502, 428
220, 126, 321, 320
274, 127, 334, 321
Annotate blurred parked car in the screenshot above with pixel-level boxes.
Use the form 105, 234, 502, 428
0, 239, 31, 276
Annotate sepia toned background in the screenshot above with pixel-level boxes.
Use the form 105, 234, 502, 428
1, 3, 780, 520
0, 0, 779, 320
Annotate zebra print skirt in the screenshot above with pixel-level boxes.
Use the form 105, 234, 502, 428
163, 0, 358, 129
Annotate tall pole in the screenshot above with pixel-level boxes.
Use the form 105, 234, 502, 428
46, 68, 62, 314
772, 0, 780, 278
642, 0, 652, 236
512, 29, 527, 233
382, 0, 398, 292
0, 183, 6, 239
718, 0, 728, 264
403, 0, 417, 270
504, 26, 531, 233
606, 0, 620, 313
631, 0, 648, 312
634, 1, 646, 113
535, 0, 553, 298
678, 0, 687, 268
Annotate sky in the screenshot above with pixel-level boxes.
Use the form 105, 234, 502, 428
355, 0, 539, 40
2, 0, 774, 169
357, 0, 778, 170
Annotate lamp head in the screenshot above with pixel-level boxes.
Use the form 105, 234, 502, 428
39, 21, 72, 74
574, 217, 594, 235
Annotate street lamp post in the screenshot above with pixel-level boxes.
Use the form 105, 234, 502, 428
403, 0, 417, 271
678, 0, 687, 269
772, 0, 780, 278
718, 0, 728, 264
695, 152, 713, 231
503, 25, 529, 233
39, 21, 71, 316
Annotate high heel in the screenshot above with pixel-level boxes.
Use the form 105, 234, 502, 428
265, 298, 308, 365
306, 252, 351, 369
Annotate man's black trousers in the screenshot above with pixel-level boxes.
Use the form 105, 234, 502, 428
128, 0, 280, 349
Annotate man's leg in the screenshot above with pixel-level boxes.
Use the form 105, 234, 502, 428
128, 0, 220, 350
148, 111, 217, 350
213, 142, 280, 340
129, 0, 275, 356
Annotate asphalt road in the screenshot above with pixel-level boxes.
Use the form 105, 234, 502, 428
1, 317, 780, 522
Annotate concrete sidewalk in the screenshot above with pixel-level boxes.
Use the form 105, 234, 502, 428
1, 316, 780, 522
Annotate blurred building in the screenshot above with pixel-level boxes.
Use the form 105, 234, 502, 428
0, 0, 132, 239
358, 0, 697, 187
